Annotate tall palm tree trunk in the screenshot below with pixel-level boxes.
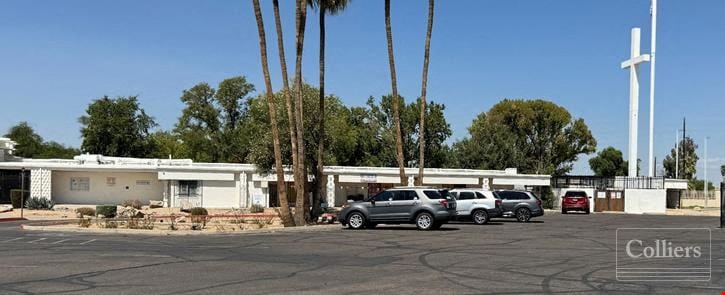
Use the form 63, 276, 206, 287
385, 0, 407, 186
252, 0, 293, 226
272, 0, 299, 207
293, 0, 308, 225
417, 0, 434, 186
313, 4, 327, 219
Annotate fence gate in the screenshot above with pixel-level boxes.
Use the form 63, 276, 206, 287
594, 190, 625, 212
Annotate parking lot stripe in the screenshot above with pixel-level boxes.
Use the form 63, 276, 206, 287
51, 239, 70, 244
27, 238, 47, 243
1, 237, 23, 243
79, 239, 96, 245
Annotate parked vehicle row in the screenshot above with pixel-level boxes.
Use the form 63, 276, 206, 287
338, 187, 545, 230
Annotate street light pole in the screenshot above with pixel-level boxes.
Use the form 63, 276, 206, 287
705, 136, 709, 208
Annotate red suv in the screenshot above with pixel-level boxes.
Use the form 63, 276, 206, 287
561, 191, 590, 214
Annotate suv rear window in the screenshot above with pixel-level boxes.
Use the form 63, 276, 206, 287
564, 191, 587, 197
424, 190, 447, 199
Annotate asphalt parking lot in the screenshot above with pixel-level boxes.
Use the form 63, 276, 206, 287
1, 213, 724, 294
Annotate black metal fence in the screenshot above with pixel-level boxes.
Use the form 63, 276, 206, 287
552, 176, 665, 190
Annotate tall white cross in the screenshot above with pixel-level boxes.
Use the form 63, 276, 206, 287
621, 27, 650, 177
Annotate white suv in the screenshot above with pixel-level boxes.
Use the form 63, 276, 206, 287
449, 189, 503, 224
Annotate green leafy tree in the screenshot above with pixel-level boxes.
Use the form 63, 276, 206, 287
148, 131, 187, 159
688, 179, 715, 191
589, 147, 628, 177
79, 96, 156, 157
663, 137, 698, 180
35, 142, 79, 159
4, 122, 43, 158
174, 76, 254, 163
368, 95, 452, 169
450, 99, 596, 175
4, 122, 78, 159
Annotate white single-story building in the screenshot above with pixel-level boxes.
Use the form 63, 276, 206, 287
0, 139, 551, 208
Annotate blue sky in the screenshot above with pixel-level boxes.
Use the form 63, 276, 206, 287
1, 0, 723, 183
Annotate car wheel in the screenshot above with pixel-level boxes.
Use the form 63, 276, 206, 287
561, 208, 567, 214
367, 222, 378, 229
415, 212, 434, 230
584, 209, 590, 214
347, 212, 366, 229
515, 208, 531, 222
472, 209, 489, 225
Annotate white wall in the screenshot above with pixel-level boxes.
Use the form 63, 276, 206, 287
624, 189, 666, 214
52, 171, 163, 205
201, 180, 238, 208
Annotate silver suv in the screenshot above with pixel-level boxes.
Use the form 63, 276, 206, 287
339, 187, 457, 230
495, 190, 544, 222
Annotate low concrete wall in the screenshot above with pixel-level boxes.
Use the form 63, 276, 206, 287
624, 189, 666, 214
680, 191, 721, 208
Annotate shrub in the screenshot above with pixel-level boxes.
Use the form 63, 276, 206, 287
189, 207, 208, 216
189, 207, 209, 230
96, 205, 117, 218
78, 218, 92, 228
10, 189, 27, 208
25, 197, 54, 210
120, 199, 142, 209
250, 204, 265, 213
75, 207, 96, 217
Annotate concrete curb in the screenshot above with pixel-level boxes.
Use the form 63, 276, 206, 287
0, 217, 27, 222
20, 223, 341, 236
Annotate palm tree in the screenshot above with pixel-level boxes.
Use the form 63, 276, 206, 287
385, 0, 407, 186
416, 0, 434, 186
293, 0, 309, 225
251, 0, 294, 226
272, 0, 299, 210
308, 0, 351, 218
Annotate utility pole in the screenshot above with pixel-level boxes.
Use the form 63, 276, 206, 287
647, 0, 658, 177
675, 130, 679, 179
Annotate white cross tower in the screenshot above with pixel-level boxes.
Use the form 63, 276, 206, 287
621, 27, 650, 177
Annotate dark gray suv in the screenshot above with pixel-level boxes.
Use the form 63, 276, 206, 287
338, 187, 457, 230
495, 190, 544, 222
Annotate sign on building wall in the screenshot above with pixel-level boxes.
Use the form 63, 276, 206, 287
360, 174, 377, 183
252, 193, 264, 205
106, 177, 116, 186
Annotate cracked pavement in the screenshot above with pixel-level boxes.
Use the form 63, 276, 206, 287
1, 213, 724, 294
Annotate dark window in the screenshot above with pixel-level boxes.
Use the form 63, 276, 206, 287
514, 192, 530, 200
423, 190, 446, 199
564, 191, 587, 197
394, 190, 417, 201
373, 191, 392, 202
475, 192, 487, 199
497, 191, 512, 200
179, 181, 199, 196
458, 192, 475, 200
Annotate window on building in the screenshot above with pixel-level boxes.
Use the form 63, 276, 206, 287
70, 177, 90, 191
179, 180, 200, 197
